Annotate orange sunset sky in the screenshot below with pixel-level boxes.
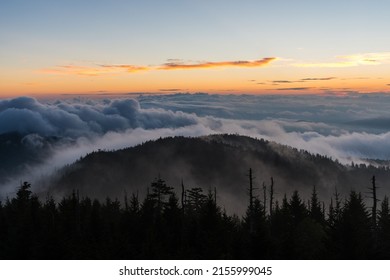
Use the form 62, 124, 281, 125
1, 1, 390, 97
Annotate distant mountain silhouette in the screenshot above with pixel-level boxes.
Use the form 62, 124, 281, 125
49, 134, 390, 215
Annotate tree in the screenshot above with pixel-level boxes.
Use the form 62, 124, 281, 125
186, 187, 207, 213
309, 186, 324, 224
15, 181, 32, 206
242, 194, 269, 259
269, 177, 274, 217
262, 182, 267, 216
377, 196, 390, 258
0, 200, 5, 258
339, 191, 373, 259
129, 193, 140, 214
5, 182, 43, 259
289, 191, 307, 225
163, 193, 182, 258
368, 176, 379, 228
57, 190, 82, 258
198, 191, 224, 258
247, 168, 256, 212
269, 194, 291, 258
149, 177, 174, 211
246, 168, 258, 234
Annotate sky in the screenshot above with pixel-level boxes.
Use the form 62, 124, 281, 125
2, 0, 390, 192
1, 0, 390, 96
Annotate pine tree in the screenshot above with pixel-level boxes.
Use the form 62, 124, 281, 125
289, 191, 307, 225
149, 177, 174, 211
129, 192, 140, 214
339, 191, 373, 259
15, 181, 32, 207
328, 197, 335, 226
163, 193, 182, 258
198, 191, 224, 259
243, 197, 269, 259
377, 196, 390, 258
186, 187, 207, 213
309, 186, 324, 224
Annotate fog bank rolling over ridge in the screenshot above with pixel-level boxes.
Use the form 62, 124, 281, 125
1, 93, 390, 194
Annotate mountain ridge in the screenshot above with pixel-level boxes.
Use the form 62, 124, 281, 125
46, 134, 390, 215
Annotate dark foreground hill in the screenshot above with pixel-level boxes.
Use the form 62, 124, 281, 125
49, 134, 390, 215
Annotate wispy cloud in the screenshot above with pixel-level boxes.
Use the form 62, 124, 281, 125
272, 80, 295, 84
99, 64, 151, 73
276, 87, 312, 91
301, 77, 336, 81
40, 64, 150, 76
40, 65, 120, 76
41, 57, 277, 76
270, 77, 337, 85
294, 52, 390, 68
159, 57, 277, 70
159, 88, 185, 92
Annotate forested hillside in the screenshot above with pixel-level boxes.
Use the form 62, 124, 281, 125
48, 134, 390, 215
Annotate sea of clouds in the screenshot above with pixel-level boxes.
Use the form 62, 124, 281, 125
1, 93, 390, 193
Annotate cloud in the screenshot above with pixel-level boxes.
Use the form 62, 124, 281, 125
301, 77, 336, 81
99, 64, 151, 72
41, 64, 151, 76
139, 92, 390, 125
272, 80, 295, 84
0, 96, 198, 138
294, 52, 390, 68
41, 65, 124, 76
283, 130, 390, 162
269, 77, 337, 85
276, 87, 312, 91
159, 57, 277, 70
159, 88, 185, 92
41, 57, 277, 76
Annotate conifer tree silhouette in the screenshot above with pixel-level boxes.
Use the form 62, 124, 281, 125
3, 175, 390, 260
149, 177, 173, 211
310, 186, 324, 224
377, 196, 390, 258
339, 191, 373, 259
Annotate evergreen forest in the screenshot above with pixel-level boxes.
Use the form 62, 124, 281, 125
1, 173, 390, 260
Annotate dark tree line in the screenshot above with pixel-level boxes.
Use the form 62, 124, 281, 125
1, 174, 390, 260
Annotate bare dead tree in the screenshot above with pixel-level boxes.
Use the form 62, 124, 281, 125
263, 182, 267, 216
368, 175, 379, 227
269, 177, 274, 216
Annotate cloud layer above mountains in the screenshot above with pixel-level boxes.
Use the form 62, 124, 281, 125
0, 96, 199, 138
2, 93, 390, 162
1, 92, 390, 193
